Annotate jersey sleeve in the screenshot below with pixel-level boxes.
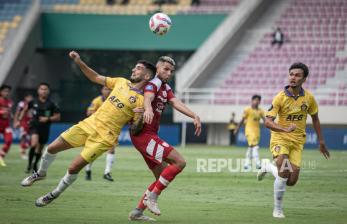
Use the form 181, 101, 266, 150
166, 84, 175, 101
144, 83, 158, 94
308, 95, 318, 115
266, 95, 281, 118
105, 77, 121, 89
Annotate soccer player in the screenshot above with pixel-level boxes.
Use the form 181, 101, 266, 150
21, 51, 156, 207
234, 95, 265, 170
128, 56, 202, 221
84, 86, 116, 182
14, 93, 33, 160
227, 112, 237, 146
0, 84, 13, 167
21, 83, 61, 173
257, 62, 330, 218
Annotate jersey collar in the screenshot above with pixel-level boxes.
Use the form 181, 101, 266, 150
284, 85, 305, 100
128, 83, 143, 94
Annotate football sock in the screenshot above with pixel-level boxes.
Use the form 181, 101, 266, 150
52, 171, 78, 197
38, 148, 56, 176
85, 163, 92, 172
152, 165, 182, 195
33, 152, 42, 172
252, 145, 260, 166
137, 181, 157, 210
104, 153, 115, 174
265, 161, 278, 178
274, 176, 287, 211
245, 147, 252, 167
27, 146, 36, 171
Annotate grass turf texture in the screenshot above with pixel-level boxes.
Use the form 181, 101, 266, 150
0, 145, 346, 223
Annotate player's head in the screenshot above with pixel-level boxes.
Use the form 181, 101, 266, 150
156, 56, 175, 83
101, 86, 111, 98
288, 62, 309, 88
0, 84, 11, 98
24, 93, 33, 102
251, 95, 261, 107
130, 60, 156, 83
37, 82, 50, 98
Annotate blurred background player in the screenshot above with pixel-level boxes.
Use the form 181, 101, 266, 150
14, 93, 33, 160
21, 83, 60, 173
0, 85, 13, 167
21, 51, 155, 207
128, 56, 201, 220
258, 62, 330, 218
84, 86, 116, 182
234, 95, 265, 170
227, 112, 237, 146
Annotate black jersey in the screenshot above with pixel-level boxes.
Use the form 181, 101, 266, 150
29, 98, 60, 128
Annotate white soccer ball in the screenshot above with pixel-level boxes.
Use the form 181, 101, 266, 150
149, 13, 172, 36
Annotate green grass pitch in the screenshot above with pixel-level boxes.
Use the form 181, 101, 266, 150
0, 144, 346, 223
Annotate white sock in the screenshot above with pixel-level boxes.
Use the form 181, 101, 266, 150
265, 161, 278, 178
274, 176, 287, 210
52, 171, 78, 197
38, 148, 56, 176
85, 163, 92, 171
252, 145, 260, 166
104, 153, 115, 174
245, 147, 252, 167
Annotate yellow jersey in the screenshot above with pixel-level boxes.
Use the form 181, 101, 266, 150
266, 86, 318, 144
87, 95, 106, 114
243, 107, 265, 136
82, 77, 144, 145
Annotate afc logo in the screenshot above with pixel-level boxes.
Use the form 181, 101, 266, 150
286, 114, 304, 121
109, 96, 124, 108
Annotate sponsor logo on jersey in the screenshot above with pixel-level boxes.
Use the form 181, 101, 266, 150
286, 114, 304, 121
162, 91, 167, 98
108, 96, 125, 108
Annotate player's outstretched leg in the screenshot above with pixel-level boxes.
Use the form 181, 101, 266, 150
21, 137, 72, 187
35, 154, 87, 207
144, 149, 185, 216
103, 149, 115, 182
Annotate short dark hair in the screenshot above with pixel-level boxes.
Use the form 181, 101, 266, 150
0, 84, 11, 91
158, 56, 176, 66
252, 95, 261, 101
138, 60, 156, 77
289, 62, 309, 78
38, 82, 50, 89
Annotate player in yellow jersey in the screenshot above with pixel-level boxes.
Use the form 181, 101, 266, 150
257, 62, 330, 218
234, 95, 265, 170
21, 51, 156, 208
84, 86, 116, 182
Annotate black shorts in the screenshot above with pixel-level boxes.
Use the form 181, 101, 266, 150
29, 126, 50, 145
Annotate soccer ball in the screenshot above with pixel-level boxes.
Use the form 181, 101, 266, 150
149, 13, 172, 36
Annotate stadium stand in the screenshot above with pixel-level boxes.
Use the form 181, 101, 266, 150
214, 0, 347, 106
0, 0, 31, 55
41, 0, 238, 15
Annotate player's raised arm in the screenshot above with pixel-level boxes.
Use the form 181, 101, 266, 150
69, 51, 106, 86
311, 113, 330, 159
264, 116, 296, 133
169, 97, 201, 136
